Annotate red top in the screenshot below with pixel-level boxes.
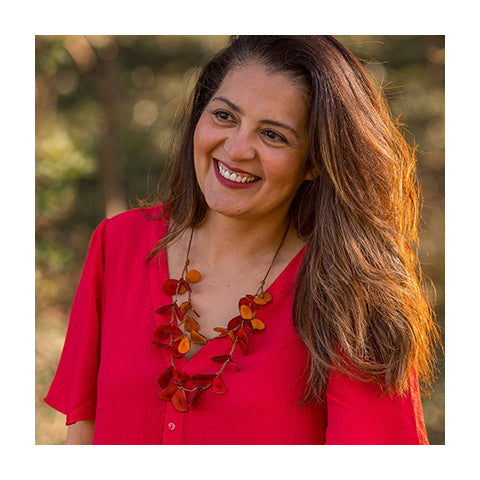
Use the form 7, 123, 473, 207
44, 206, 429, 445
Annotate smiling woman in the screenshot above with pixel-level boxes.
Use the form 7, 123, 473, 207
193, 63, 312, 221
44, 35, 441, 445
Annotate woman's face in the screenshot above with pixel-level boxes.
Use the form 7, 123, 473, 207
193, 63, 313, 224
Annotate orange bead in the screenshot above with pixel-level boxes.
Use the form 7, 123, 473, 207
253, 296, 267, 305
178, 336, 191, 354
240, 304, 253, 320
191, 329, 208, 345
250, 318, 266, 331
186, 269, 202, 283
262, 291, 273, 303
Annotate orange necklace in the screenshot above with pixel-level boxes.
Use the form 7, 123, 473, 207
152, 222, 290, 413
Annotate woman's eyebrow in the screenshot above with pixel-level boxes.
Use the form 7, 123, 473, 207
260, 119, 299, 139
211, 96, 299, 139
211, 96, 243, 114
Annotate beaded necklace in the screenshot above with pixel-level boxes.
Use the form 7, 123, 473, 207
152, 221, 290, 413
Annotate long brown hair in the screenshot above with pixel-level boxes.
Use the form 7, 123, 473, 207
146, 36, 440, 402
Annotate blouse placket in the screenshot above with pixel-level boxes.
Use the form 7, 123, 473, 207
162, 402, 185, 444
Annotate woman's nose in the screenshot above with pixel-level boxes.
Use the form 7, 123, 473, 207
223, 128, 256, 162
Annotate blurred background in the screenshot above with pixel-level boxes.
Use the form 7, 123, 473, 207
35, 35, 445, 444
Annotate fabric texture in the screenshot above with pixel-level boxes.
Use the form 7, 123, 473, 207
44, 206, 429, 445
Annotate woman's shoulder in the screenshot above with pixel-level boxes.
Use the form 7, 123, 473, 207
100, 204, 168, 244
106, 204, 165, 226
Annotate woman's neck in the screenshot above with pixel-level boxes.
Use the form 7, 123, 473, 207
190, 209, 294, 267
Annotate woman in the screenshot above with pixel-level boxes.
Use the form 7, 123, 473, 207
44, 35, 440, 444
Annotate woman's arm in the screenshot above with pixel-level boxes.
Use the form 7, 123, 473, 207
324, 368, 428, 444
65, 420, 95, 445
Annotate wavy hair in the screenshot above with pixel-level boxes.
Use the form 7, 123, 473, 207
145, 35, 440, 402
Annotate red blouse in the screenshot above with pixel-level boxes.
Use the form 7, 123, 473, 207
44, 206, 429, 445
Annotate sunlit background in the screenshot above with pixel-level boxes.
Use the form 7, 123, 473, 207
35, 35, 445, 444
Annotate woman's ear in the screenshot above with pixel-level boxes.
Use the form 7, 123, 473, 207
304, 160, 319, 182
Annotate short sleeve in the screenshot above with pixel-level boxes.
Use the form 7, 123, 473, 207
324, 367, 429, 445
44, 219, 109, 425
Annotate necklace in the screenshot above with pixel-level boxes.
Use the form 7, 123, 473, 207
152, 221, 290, 413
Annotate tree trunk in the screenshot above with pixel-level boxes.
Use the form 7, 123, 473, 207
97, 36, 126, 218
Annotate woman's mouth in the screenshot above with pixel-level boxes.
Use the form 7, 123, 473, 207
213, 160, 261, 189
216, 160, 260, 184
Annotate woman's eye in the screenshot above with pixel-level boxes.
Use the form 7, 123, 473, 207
213, 110, 233, 122
263, 129, 287, 143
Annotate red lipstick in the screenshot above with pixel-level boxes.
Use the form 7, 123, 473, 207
213, 160, 260, 190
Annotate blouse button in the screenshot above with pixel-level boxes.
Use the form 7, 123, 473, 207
167, 422, 176, 431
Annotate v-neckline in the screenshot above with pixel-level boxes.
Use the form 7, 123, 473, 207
148, 211, 305, 370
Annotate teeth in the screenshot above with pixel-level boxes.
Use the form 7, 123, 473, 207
217, 161, 258, 184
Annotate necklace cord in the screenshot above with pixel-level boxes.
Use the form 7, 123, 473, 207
256, 217, 291, 296
181, 227, 195, 278
183, 217, 291, 298
156, 218, 291, 412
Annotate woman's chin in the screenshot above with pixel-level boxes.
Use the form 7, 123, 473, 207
200, 182, 252, 218
204, 196, 248, 218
